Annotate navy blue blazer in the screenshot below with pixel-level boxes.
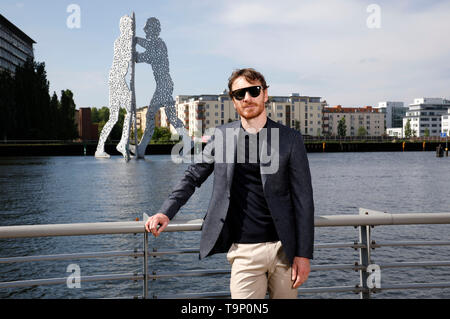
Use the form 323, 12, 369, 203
159, 117, 314, 264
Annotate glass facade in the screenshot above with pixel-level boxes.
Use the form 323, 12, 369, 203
0, 20, 35, 73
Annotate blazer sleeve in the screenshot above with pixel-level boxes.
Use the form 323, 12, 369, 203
288, 131, 315, 259
158, 133, 215, 220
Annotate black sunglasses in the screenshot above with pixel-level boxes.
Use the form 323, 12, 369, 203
231, 86, 264, 101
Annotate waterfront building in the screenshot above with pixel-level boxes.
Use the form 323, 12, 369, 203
159, 93, 236, 137
442, 108, 450, 136
403, 98, 450, 137
375, 101, 407, 130
386, 128, 403, 138
158, 92, 324, 137
136, 106, 161, 133
0, 14, 35, 73
322, 105, 385, 137
265, 93, 323, 136
75, 108, 99, 141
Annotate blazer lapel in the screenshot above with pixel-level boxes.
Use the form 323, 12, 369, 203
259, 119, 272, 191
226, 121, 240, 192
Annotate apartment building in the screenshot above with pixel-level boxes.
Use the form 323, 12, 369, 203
159, 93, 238, 137
265, 94, 323, 136
322, 105, 385, 136
0, 14, 35, 73
157, 92, 324, 137
136, 106, 161, 133
403, 98, 450, 137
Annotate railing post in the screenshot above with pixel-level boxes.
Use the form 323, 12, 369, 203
143, 231, 149, 299
358, 224, 372, 299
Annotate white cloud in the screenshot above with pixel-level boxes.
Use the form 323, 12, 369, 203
195, 0, 450, 106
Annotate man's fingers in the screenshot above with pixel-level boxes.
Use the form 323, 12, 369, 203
151, 220, 159, 237
293, 269, 310, 288
293, 275, 303, 289
291, 263, 297, 282
292, 270, 305, 288
145, 215, 169, 237
145, 219, 151, 233
157, 221, 169, 235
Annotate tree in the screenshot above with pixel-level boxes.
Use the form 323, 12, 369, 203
0, 58, 78, 141
338, 117, 347, 137
49, 92, 60, 138
91, 107, 100, 123
404, 119, 412, 138
357, 126, 368, 137
59, 89, 79, 140
294, 120, 301, 131
12, 59, 51, 139
151, 127, 172, 143
424, 128, 430, 137
0, 70, 14, 139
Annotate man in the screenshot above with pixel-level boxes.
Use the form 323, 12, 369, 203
145, 68, 314, 299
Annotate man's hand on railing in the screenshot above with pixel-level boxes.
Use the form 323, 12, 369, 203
145, 213, 170, 237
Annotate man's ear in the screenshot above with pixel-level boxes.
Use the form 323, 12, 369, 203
263, 88, 269, 103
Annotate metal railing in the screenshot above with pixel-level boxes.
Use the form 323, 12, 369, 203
0, 208, 450, 299
302, 135, 450, 143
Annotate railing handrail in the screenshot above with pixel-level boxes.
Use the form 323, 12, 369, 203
1, 208, 450, 299
1, 211, 450, 239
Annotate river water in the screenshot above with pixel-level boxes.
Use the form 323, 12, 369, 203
0, 152, 449, 299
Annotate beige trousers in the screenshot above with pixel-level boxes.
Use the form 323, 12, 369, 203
226, 241, 298, 299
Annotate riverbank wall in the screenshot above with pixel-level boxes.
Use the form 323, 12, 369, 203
0, 141, 448, 156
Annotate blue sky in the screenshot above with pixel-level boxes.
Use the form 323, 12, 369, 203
2, 0, 450, 109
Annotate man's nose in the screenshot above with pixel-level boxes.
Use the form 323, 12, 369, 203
243, 91, 252, 102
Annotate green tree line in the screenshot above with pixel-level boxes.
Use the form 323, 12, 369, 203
0, 59, 78, 140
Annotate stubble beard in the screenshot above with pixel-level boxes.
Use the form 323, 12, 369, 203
237, 102, 265, 121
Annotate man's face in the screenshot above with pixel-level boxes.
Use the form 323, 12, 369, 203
231, 76, 268, 121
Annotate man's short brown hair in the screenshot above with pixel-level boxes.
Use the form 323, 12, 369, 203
228, 68, 268, 97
